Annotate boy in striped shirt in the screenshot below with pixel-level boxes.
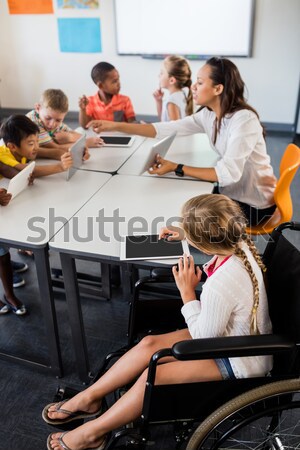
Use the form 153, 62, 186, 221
27, 89, 103, 160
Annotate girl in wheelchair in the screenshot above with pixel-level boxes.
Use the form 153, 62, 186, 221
43, 194, 272, 450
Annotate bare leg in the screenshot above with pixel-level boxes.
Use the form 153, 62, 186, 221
49, 358, 222, 450
47, 328, 191, 421
0, 252, 23, 308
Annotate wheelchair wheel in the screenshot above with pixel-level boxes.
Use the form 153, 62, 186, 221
186, 378, 300, 450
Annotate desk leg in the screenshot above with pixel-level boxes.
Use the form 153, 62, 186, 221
34, 246, 63, 377
60, 252, 91, 383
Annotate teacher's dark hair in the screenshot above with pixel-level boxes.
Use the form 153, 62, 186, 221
203, 57, 264, 144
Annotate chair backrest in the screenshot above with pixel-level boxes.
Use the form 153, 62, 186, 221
274, 143, 300, 223
263, 222, 300, 375
246, 143, 300, 234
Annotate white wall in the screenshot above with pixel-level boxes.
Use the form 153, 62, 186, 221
0, 0, 299, 125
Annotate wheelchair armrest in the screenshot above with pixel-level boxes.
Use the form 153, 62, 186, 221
172, 334, 295, 360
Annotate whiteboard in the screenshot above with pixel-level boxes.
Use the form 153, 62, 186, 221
114, 0, 255, 58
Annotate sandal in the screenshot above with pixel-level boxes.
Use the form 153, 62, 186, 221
42, 399, 102, 425
47, 431, 108, 450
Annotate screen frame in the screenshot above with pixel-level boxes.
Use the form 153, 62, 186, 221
120, 234, 190, 261
114, 0, 255, 59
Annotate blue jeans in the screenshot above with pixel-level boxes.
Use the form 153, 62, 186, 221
215, 358, 236, 380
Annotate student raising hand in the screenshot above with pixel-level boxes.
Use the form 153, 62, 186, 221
0, 189, 12, 206
78, 94, 89, 111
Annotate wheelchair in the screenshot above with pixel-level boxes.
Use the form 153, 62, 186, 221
54, 222, 300, 449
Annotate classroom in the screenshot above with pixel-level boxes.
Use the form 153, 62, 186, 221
0, 0, 300, 449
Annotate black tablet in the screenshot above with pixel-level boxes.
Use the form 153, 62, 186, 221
120, 234, 189, 261
101, 136, 135, 147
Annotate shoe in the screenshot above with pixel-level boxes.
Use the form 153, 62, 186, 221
13, 273, 25, 288
42, 399, 102, 425
47, 431, 108, 450
18, 249, 34, 258
3, 296, 27, 316
11, 261, 28, 273
0, 304, 10, 315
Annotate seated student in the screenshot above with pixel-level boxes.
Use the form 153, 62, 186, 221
0, 189, 27, 315
0, 162, 29, 283
0, 114, 87, 178
87, 57, 277, 227
27, 89, 103, 160
78, 62, 136, 128
153, 55, 193, 121
43, 194, 272, 450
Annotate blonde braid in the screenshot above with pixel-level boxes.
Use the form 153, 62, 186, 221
234, 246, 260, 335
243, 234, 267, 273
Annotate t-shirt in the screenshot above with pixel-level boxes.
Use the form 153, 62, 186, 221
86, 92, 136, 122
26, 110, 71, 146
161, 89, 188, 121
0, 144, 27, 179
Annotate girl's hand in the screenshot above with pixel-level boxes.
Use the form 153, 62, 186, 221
82, 146, 90, 161
60, 152, 73, 171
86, 136, 104, 148
0, 188, 12, 206
79, 95, 89, 110
172, 254, 202, 303
148, 154, 177, 175
86, 120, 117, 133
159, 226, 185, 241
153, 88, 163, 103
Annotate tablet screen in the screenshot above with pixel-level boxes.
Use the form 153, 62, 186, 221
122, 234, 188, 260
101, 136, 132, 145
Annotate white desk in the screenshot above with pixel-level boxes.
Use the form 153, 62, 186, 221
76, 128, 145, 173
50, 174, 214, 381
0, 170, 111, 376
118, 134, 218, 178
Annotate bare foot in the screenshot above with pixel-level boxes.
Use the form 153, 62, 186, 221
47, 392, 101, 422
49, 424, 106, 450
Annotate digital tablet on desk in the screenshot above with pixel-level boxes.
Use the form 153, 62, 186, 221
140, 132, 177, 175
101, 135, 135, 147
120, 234, 189, 261
66, 134, 86, 181
7, 161, 35, 199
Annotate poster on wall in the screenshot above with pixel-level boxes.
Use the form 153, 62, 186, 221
57, 18, 102, 52
7, 0, 54, 14
57, 0, 99, 8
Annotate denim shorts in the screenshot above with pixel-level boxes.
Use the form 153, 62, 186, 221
215, 358, 236, 380
0, 246, 9, 257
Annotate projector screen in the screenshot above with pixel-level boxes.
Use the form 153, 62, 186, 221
115, 0, 255, 59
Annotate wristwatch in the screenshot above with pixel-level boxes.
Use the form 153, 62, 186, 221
175, 164, 184, 177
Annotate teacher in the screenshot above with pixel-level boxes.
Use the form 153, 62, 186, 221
87, 57, 276, 226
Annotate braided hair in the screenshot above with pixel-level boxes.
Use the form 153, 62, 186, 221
164, 55, 193, 116
181, 194, 266, 335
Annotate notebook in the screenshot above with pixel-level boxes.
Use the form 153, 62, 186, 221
66, 134, 86, 181
6, 161, 36, 199
100, 135, 135, 147
140, 132, 177, 175
120, 233, 189, 261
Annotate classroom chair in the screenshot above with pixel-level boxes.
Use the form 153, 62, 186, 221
246, 143, 300, 235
